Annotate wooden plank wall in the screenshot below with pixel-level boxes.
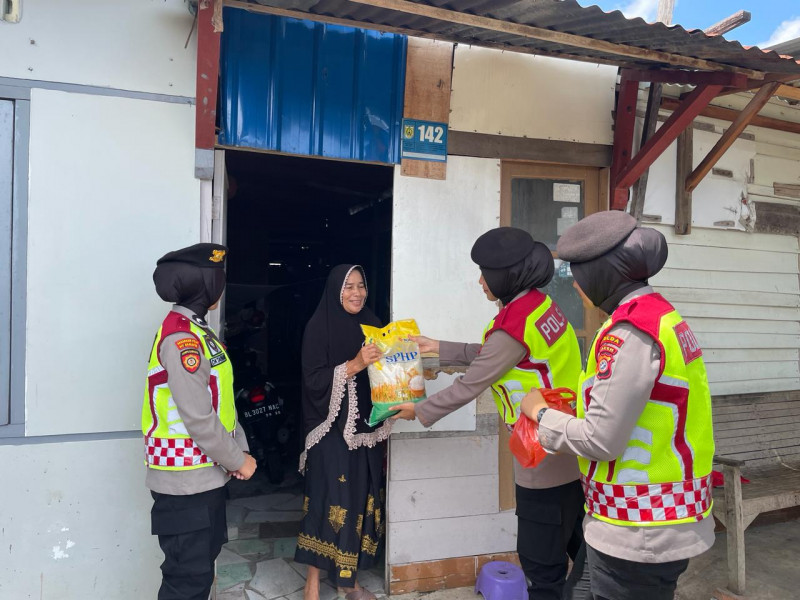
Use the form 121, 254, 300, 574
387, 396, 518, 566
650, 225, 800, 396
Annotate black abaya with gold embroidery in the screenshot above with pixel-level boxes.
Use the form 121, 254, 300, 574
294, 265, 391, 588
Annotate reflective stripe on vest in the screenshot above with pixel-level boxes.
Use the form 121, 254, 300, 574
581, 474, 712, 523
142, 311, 236, 471
577, 293, 714, 526
483, 290, 582, 425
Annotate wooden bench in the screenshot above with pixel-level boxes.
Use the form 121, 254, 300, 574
712, 394, 800, 596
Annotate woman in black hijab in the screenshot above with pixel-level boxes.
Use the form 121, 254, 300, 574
391, 227, 589, 600
295, 265, 391, 600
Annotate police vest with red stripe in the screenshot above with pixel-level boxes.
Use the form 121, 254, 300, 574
578, 293, 715, 526
483, 290, 582, 425
141, 312, 236, 470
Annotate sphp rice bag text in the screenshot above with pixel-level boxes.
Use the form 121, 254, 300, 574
360, 319, 426, 426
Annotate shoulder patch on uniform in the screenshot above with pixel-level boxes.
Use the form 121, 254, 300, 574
180, 348, 201, 373
674, 321, 703, 364
596, 333, 624, 380
175, 337, 201, 351
535, 304, 568, 347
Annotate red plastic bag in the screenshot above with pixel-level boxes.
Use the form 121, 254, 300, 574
509, 387, 576, 469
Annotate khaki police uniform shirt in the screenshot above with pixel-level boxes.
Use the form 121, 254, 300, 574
538, 287, 715, 562
413, 291, 581, 490
145, 304, 248, 496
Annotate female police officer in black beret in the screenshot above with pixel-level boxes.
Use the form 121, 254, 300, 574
143, 243, 256, 600
392, 227, 588, 600
522, 212, 715, 600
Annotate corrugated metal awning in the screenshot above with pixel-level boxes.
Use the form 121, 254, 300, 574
225, 0, 800, 79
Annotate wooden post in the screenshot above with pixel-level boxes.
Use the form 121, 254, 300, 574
400, 38, 453, 180
195, 0, 222, 180
656, 0, 674, 25
723, 463, 746, 595
630, 83, 661, 220
609, 74, 640, 206
630, 0, 673, 219
675, 126, 693, 235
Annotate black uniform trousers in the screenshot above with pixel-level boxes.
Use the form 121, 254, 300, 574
516, 480, 589, 600
151, 487, 228, 600
586, 545, 689, 600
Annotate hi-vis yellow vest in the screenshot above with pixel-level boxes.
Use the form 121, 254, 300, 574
578, 293, 714, 526
483, 290, 581, 425
142, 311, 236, 471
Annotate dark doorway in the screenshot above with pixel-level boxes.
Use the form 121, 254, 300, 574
218, 149, 392, 595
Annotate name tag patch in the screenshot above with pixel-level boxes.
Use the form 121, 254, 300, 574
674, 321, 703, 364
175, 337, 200, 351
535, 304, 568, 347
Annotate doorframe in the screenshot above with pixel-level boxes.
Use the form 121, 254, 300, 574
201, 149, 228, 334
497, 160, 609, 511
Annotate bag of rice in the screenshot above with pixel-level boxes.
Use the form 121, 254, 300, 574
360, 319, 427, 426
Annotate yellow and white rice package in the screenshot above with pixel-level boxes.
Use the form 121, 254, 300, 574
360, 319, 426, 426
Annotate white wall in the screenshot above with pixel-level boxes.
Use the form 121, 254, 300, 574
25, 89, 199, 436
449, 45, 617, 144
391, 156, 501, 340
1, 4, 200, 597
389, 155, 518, 567
0, 439, 160, 599
650, 226, 800, 396
0, 0, 196, 97
391, 155, 501, 433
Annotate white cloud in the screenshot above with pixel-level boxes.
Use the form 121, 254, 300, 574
615, 0, 659, 22
758, 16, 800, 48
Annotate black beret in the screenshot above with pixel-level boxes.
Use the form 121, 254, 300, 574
156, 243, 228, 268
556, 211, 637, 263
470, 227, 535, 269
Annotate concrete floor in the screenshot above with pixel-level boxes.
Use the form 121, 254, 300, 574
391, 519, 800, 600
216, 471, 387, 600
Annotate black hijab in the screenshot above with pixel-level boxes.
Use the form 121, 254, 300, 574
300, 265, 382, 435
481, 242, 555, 306
571, 227, 668, 314
153, 262, 226, 318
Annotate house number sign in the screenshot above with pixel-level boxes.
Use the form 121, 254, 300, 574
401, 118, 448, 162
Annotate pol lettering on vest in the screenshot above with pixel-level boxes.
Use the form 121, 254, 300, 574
674, 321, 703, 364
535, 304, 568, 347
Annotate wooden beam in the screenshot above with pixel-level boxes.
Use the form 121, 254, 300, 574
614, 84, 723, 198
716, 73, 800, 97
675, 126, 693, 235
447, 131, 612, 167
661, 96, 800, 135
623, 69, 747, 87
776, 84, 800, 102
686, 82, 780, 192
703, 10, 751, 37
347, 0, 764, 78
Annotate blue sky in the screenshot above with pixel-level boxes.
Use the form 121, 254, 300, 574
580, 1, 800, 48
